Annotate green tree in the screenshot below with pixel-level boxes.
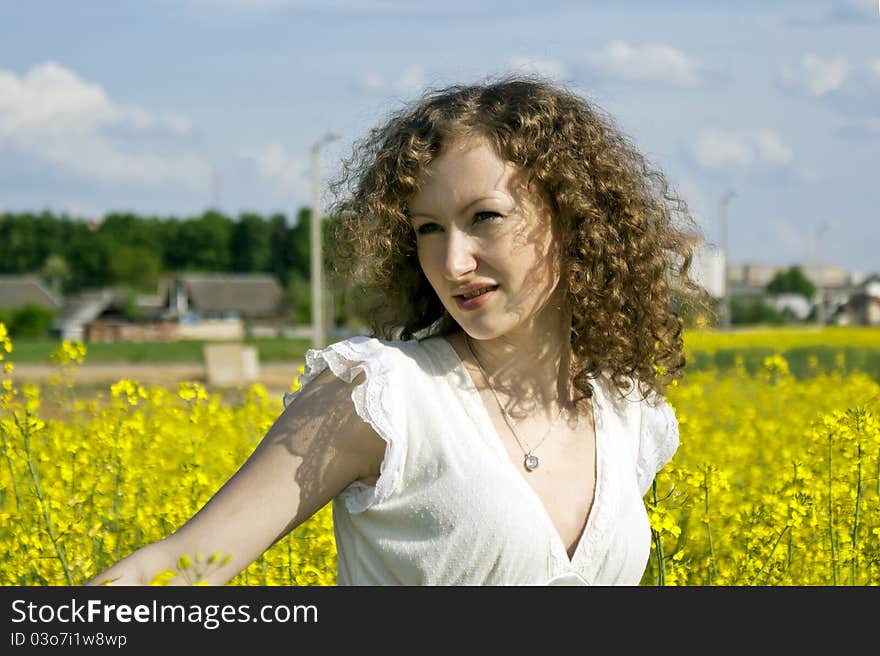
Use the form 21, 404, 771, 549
0, 213, 45, 272
108, 245, 162, 292
231, 213, 272, 272
287, 207, 313, 280
730, 297, 786, 326
120, 287, 145, 322
159, 217, 188, 270
284, 269, 312, 324
179, 210, 232, 271
100, 212, 164, 254
765, 266, 816, 299
66, 225, 112, 289
265, 213, 292, 286
40, 253, 71, 296
10, 302, 55, 338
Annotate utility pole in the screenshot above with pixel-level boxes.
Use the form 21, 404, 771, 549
310, 132, 340, 349
814, 221, 828, 324
719, 189, 736, 330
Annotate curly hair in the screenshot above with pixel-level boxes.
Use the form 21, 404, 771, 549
327, 73, 712, 403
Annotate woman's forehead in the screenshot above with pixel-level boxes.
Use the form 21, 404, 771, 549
409, 138, 523, 211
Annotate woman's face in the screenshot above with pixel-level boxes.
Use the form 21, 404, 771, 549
407, 136, 563, 342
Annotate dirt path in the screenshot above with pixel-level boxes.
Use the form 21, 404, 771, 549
8, 361, 305, 396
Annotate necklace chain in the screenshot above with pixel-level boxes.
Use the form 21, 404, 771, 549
464, 335, 564, 472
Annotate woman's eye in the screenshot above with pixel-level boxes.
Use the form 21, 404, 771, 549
415, 223, 439, 235
414, 212, 500, 236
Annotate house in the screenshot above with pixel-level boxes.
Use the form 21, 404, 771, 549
167, 273, 286, 339
55, 288, 173, 341
56, 273, 287, 342
830, 273, 880, 326
765, 293, 811, 321
168, 273, 284, 321
0, 274, 62, 312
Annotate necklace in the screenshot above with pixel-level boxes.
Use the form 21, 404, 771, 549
464, 336, 564, 472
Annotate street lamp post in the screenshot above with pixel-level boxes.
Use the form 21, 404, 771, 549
310, 131, 340, 349
814, 221, 829, 324
719, 189, 736, 330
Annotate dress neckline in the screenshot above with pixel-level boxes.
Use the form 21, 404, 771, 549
434, 335, 605, 569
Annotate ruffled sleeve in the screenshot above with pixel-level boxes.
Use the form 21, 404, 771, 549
282, 335, 407, 514
635, 394, 680, 497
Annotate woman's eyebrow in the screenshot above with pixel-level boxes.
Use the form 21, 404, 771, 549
408, 194, 510, 220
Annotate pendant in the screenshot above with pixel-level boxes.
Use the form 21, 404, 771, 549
524, 454, 540, 471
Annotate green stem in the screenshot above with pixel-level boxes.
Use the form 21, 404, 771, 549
17, 411, 74, 585
650, 480, 665, 586
828, 433, 839, 585
703, 466, 718, 584
749, 525, 790, 585
111, 415, 124, 563
873, 446, 880, 552
288, 537, 295, 586
0, 420, 23, 513
851, 440, 862, 586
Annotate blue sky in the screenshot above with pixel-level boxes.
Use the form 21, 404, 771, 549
1, 0, 878, 277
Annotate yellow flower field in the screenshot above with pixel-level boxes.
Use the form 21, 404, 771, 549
1, 322, 879, 585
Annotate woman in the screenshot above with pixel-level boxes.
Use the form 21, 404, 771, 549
88, 74, 709, 586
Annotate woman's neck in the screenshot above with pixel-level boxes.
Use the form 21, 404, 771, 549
457, 298, 576, 422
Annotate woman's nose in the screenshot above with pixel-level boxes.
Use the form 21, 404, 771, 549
443, 229, 478, 279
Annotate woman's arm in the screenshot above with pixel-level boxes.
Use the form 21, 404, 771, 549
86, 367, 385, 585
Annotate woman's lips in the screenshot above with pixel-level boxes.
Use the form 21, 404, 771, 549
454, 285, 499, 311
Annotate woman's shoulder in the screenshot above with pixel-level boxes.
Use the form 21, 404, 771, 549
314, 333, 441, 366
295, 333, 447, 390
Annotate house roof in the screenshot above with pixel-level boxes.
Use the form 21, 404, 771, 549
846, 292, 880, 309
56, 288, 170, 328
0, 274, 62, 310
177, 273, 283, 317
56, 289, 119, 323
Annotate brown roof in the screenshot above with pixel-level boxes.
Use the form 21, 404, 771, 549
177, 273, 284, 317
0, 274, 61, 310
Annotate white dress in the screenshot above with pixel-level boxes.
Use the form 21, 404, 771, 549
283, 334, 680, 586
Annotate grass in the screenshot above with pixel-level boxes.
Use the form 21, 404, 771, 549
683, 325, 880, 353
9, 326, 880, 377
7, 337, 314, 364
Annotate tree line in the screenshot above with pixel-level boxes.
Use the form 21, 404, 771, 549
0, 208, 356, 329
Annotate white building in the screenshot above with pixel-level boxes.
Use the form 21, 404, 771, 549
690, 243, 726, 299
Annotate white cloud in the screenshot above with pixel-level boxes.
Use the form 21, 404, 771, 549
354, 65, 427, 97
247, 143, 308, 193
580, 41, 703, 87
778, 54, 849, 98
0, 62, 191, 138
0, 61, 205, 187
691, 128, 793, 170
691, 130, 753, 168
507, 57, 567, 81
753, 131, 794, 165
778, 55, 880, 121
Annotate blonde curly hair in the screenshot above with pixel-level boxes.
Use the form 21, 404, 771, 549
327, 73, 711, 402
